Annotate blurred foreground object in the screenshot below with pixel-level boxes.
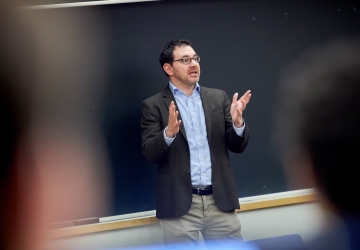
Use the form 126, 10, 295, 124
274, 37, 360, 250
0, 2, 111, 250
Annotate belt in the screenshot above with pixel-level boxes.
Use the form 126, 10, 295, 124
192, 185, 213, 196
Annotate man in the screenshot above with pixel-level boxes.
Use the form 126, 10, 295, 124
141, 39, 251, 246
274, 38, 360, 250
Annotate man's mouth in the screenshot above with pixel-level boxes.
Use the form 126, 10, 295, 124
189, 71, 198, 77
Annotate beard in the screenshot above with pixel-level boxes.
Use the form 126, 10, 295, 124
174, 74, 200, 87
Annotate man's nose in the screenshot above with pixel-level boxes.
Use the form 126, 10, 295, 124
189, 58, 198, 66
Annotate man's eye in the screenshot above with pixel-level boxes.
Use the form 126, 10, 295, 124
183, 58, 190, 63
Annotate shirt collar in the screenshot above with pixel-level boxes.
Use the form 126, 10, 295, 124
168, 81, 200, 96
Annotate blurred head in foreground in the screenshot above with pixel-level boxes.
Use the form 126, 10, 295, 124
274, 37, 360, 249
0, 3, 111, 250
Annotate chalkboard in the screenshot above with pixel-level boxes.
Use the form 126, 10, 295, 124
33, 0, 360, 220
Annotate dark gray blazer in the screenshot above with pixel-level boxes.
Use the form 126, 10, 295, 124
141, 85, 249, 219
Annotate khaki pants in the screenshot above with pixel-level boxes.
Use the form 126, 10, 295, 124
160, 194, 242, 248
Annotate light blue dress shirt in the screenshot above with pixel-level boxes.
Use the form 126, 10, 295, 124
164, 82, 245, 186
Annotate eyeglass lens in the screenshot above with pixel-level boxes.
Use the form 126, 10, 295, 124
182, 56, 200, 64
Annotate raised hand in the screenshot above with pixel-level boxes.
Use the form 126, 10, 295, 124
230, 90, 251, 128
166, 101, 182, 138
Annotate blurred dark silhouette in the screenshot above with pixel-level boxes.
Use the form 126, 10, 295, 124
0, 2, 112, 250
274, 37, 360, 250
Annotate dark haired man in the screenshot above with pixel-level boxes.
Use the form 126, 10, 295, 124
274, 38, 360, 250
141, 39, 251, 246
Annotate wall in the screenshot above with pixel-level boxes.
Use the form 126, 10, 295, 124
25, 0, 360, 220
46, 190, 327, 249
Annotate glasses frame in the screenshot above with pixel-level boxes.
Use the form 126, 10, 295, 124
170, 55, 200, 65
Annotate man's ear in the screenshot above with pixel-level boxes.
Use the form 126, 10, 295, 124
163, 63, 173, 76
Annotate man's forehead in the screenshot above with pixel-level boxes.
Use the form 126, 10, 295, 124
173, 45, 196, 56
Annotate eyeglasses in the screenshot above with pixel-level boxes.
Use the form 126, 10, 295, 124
170, 55, 200, 65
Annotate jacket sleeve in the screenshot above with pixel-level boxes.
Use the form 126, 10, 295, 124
141, 99, 171, 164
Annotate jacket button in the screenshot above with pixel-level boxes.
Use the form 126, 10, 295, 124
186, 170, 190, 174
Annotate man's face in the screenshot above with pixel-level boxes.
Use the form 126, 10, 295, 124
167, 45, 200, 88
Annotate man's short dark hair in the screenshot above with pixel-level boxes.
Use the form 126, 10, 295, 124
274, 37, 360, 213
159, 39, 193, 77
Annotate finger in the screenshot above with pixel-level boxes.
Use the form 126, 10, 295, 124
244, 91, 252, 103
168, 102, 176, 122
240, 101, 246, 110
237, 98, 247, 111
175, 112, 181, 128
176, 119, 182, 127
240, 91, 252, 105
232, 92, 239, 105
168, 101, 173, 112
171, 101, 177, 115
241, 90, 251, 101
247, 93, 252, 101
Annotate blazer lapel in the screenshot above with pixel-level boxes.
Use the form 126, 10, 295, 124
162, 85, 187, 142
200, 87, 212, 143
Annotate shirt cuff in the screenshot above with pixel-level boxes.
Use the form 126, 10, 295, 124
233, 120, 245, 137
164, 127, 175, 146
